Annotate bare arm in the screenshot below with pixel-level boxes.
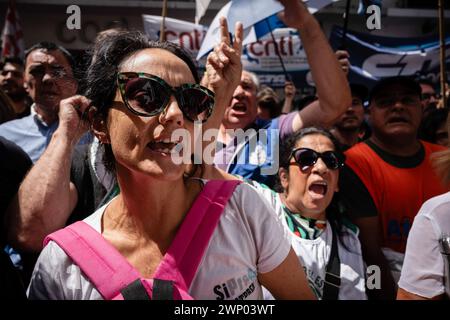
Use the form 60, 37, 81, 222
258, 247, 316, 299
278, 0, 351, 130
355, 216, 397, 300
5, 95, 91, 252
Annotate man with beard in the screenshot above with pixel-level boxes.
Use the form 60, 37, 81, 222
0, 57, 31, 119
339, 76, 448, 299
213, 0, 351, 188
418, 79, 438, 116
0, 42, 89, 162
330, 84, 368, 150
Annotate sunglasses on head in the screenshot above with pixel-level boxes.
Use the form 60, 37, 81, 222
117, 72, 215, 122
289, 148, 344, 170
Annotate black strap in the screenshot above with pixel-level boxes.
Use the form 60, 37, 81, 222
120, 278, 174, 300
120, 279, 151, 300
152, 279, 174, 300
444, 255, 450, 299
322, 223, 341, 300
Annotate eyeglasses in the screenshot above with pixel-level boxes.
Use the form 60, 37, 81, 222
289, 148, 344, 170
117, 72, 215, 122
421, 93, 440, 101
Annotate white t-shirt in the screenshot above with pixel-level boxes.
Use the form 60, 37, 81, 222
398, 191, 450, 298
27, 182, 292, 300
247, 182, 367, 300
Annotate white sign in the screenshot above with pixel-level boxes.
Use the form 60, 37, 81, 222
142, 15, 208, 64
142, 15, 307, 74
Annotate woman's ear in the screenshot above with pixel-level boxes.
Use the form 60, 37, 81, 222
89, 107, 110, 144
279, 167, 289, 193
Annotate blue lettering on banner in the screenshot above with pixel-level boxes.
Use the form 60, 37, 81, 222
329, 25, 450, 89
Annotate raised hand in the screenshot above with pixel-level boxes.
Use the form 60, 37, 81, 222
282, 80, 297, 113
284, 81, 296, 100
202, 17, 243, 100
57, 95, 92, 145
277, 0, 311, 30
335, 50, 350, 76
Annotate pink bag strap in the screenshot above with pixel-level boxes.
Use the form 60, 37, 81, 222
44, 221, 140, 300
44, 179, 241, 300
153, 180, 241, 290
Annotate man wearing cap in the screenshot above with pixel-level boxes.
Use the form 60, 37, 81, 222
330, 83, 369, 150
339, 76, 448, 299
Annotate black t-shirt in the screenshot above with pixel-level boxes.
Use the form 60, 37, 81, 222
0, 137, 32, 299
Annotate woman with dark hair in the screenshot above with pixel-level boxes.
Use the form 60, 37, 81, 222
26, 27, 314, 300
246, 127, 367, 299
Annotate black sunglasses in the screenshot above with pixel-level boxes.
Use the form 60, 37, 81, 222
117, 72, 215, 122
289, 148, 344, 170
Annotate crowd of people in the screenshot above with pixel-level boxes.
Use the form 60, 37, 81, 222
1, 0, 449, 300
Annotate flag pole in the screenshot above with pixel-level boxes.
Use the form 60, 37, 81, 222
438, 0, 447, 109
265, 18, 290, 81
340, 0, 352, 49
160, 0, 168, 41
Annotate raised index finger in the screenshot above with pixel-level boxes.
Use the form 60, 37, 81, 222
219, 16, 231, 46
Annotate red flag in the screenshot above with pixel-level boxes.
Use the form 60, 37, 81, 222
1, 0, 25, 59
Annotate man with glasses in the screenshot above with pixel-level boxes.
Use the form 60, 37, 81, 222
338, 76, 447, 300
0, 42, 90, 162
418, 79, 439, 116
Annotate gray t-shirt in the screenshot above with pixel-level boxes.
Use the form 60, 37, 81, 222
398, 191, 450, 298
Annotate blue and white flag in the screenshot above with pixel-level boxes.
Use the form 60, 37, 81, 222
329, 25, 450, 88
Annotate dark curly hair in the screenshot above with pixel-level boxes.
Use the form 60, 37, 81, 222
82, 30, 200, 173
277, 127, 344, 175
276, 127, 354, 239
25, 41, 75, 73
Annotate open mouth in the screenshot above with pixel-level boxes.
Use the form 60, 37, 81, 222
387, 116, 409, 124
232, 102, 247, 113
147, 139, 180, 156
308, 181, 328, 198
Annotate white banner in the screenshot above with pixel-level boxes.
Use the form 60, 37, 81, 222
242, 28, 307, 73
142, 15, 208, 64
142, 15, 307, 75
